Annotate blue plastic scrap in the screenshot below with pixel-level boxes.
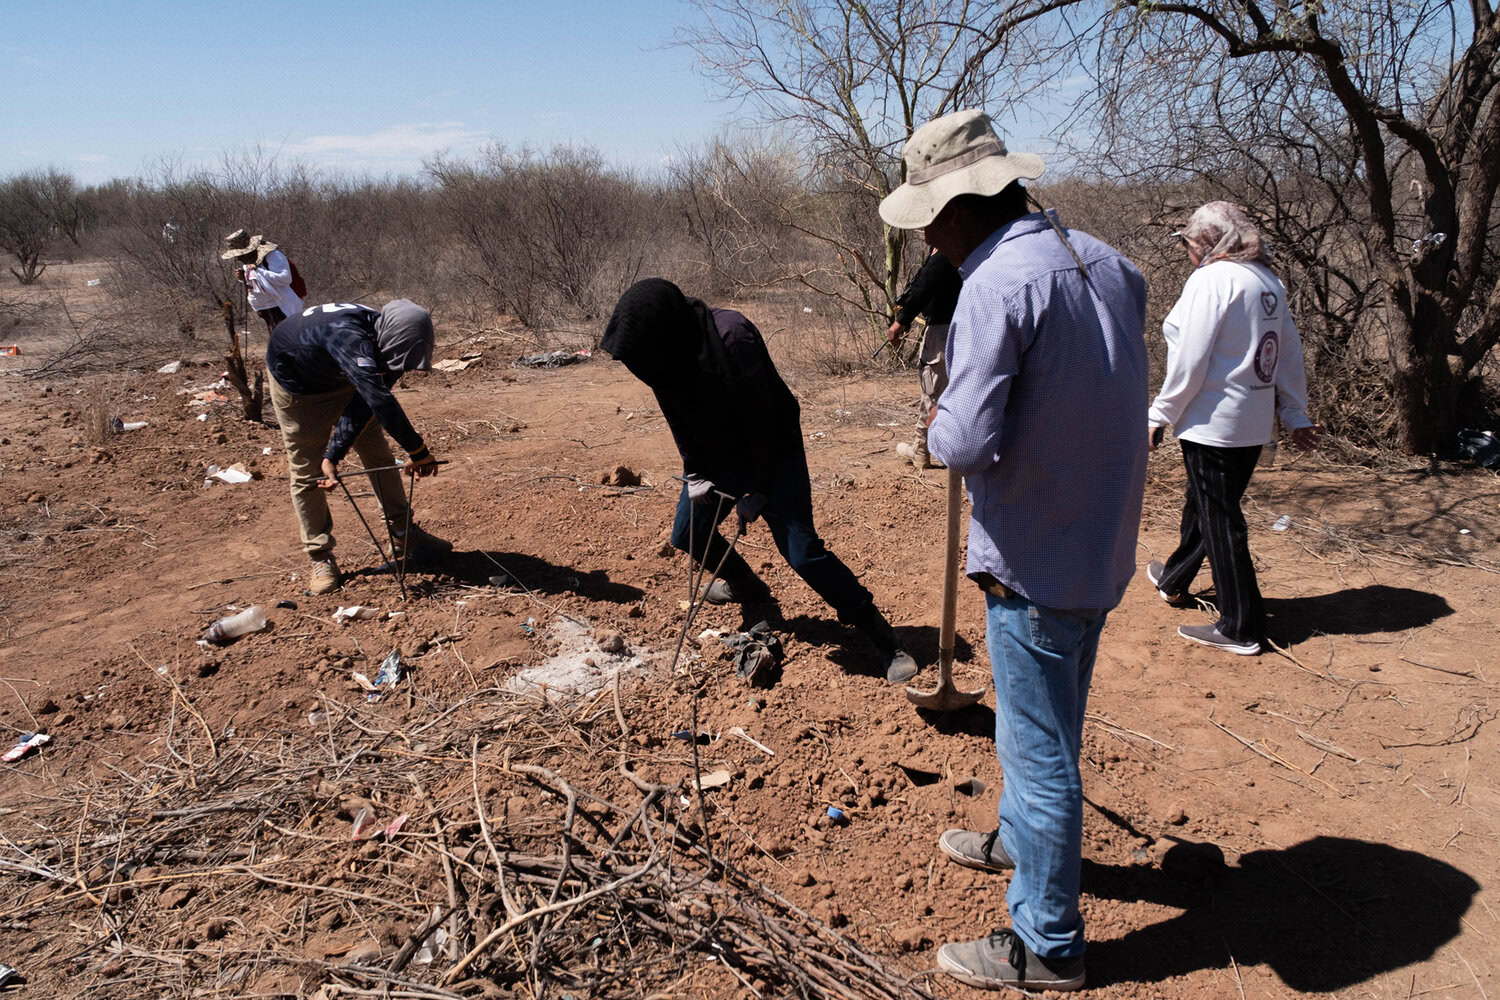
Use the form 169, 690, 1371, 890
366, 650, 403, 702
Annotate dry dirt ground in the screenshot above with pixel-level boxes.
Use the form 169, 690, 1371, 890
1, 298, 1497, 999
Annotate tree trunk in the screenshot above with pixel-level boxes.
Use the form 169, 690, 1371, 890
882, 223, 902, 317
220, 300, 264, 424
1387, 276, 1459, 456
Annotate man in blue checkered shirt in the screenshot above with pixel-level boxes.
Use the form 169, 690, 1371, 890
880, 110, 1149, 993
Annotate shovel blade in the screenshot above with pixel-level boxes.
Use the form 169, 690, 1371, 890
904, 681, 985, 711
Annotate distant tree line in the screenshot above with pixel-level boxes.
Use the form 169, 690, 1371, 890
4, 0, 1499, 456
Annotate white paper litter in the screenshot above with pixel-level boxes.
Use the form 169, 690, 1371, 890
333, 605, 381, 623
157, 360, 182, 374
432, 358, 473, 372
209, 464, 253, 484
1271, 514, 1292, 531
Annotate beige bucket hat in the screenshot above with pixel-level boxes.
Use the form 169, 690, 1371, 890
220, 233, 278, 266
879, 110, 1045, 230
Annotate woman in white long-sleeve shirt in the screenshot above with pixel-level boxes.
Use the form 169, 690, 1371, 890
1146, 201, 1320, 655
222, 232, 304, 333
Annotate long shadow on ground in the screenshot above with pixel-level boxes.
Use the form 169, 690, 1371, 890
1265, 584, 1453, 645
418, 548, 647, 604
1079, 836, 1478, 990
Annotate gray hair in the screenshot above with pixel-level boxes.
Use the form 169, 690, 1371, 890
1179, 201, 1272, 266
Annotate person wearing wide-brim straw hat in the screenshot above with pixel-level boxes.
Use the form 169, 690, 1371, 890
222, 229, 304, 333
879, 109, 1150, 993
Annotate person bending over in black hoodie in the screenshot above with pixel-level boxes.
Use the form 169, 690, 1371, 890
602, 278, 918, 684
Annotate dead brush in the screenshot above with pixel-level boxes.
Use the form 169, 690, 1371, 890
81, 382, 114, 445
0, 673, 937, 1000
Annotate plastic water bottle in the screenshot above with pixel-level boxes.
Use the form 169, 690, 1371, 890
203, 606, 267, 644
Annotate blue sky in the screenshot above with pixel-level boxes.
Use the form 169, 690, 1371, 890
1, 0, 730, 184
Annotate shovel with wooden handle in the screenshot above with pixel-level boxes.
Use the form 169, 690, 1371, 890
906, 467, 985, 710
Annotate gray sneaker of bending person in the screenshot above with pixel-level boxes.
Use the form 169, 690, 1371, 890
938, 829, 1014, 873
938, 928, 1085, 992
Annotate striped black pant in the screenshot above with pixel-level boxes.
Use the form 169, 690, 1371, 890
1157, 440, 1264, 643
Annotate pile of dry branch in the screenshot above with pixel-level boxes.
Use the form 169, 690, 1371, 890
0, 678, 938, 999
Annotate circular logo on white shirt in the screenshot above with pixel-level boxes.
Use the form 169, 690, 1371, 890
1253, 331, 1279, 384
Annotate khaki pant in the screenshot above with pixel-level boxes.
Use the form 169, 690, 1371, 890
914, 321, 950, 447
269, 374, 409, 559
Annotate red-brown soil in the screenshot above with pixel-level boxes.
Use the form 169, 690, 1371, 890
1, 315, 1496, 999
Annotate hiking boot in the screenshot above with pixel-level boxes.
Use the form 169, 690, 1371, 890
937, 928, 1085, 992
1145, 560, 1188, 605
389, 522, 452, 564
847, 602, 919, 683
309, 556, 341, 596
1178, 623, 1261, 656
938, 829, 1014, 874
896, 441, 932, 470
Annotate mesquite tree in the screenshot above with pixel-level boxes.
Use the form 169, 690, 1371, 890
1072, 0, 1500, 454
679, 0, 1068, 324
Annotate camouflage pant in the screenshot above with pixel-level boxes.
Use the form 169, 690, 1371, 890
914, 321, 950, 447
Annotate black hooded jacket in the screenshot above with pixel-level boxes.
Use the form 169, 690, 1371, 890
601, 279, 801, 498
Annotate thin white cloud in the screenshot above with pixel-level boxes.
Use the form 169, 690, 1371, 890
289, 122, 486, 160
76, 153, 108, 163
4, 45, 50, 69
532, 111, 567, 121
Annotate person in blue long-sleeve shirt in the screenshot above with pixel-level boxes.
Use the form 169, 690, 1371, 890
880, 110, 1148, 993
265, 299, 449, 594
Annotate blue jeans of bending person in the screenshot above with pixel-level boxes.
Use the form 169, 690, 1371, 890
669, 451, 873, 622
986, 591, 1108, 960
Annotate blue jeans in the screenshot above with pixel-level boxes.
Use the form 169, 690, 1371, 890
669, 449, 872, 621
986, 592, 1108, 959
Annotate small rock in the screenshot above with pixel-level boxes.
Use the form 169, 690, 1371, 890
160, 884, 196, 909
204, 918, 230, 940
596, 629, 626, 654
36, 698, 59, 715
795, 869, 816, 887
344, 941, 382, 964
601, 465, 642, 486
892, 925, 929, 953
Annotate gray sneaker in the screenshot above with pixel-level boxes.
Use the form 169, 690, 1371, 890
937, 928, 1085, 991
885, 648, 918, 684
1145, 560, 1187, 605
938, 829, 1014, 873
700, 574, 771, 605
1178, 623, 1261, 655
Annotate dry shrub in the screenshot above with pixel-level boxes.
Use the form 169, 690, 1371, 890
428, 144, 656, 334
